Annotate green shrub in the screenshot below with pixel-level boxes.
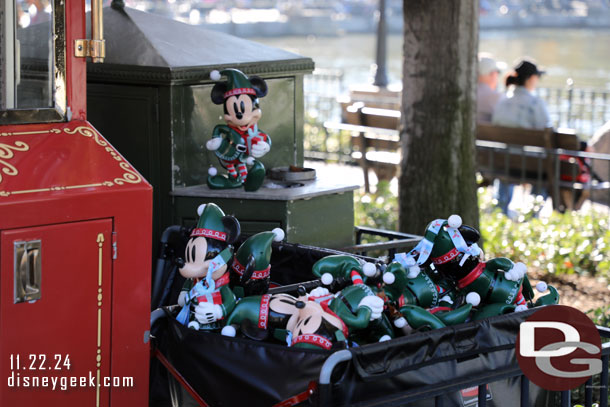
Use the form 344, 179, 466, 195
479, 187, 610, 279
353, 184, 610, 279
587, 304, 610, 328
354, 181, 399, 232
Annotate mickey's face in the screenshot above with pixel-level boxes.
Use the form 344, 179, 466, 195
179, 237, 227, 280
269, 294, 302, 332
224, 94, 261, 131
293, 301, 344, 336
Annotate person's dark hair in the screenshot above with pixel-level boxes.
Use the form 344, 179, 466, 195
505, 60, 544, 87
505, 72, 527, 87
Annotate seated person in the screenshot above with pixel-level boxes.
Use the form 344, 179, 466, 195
491, 59, 551, 213
492, 59, 551, 129
477, 53, 505, 124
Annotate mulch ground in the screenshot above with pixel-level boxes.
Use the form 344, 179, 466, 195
529, 269, 610, 313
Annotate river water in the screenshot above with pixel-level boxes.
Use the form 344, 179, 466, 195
254, 29, 610, 90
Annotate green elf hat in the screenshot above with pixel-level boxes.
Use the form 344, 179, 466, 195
428, 221, 459, 266
394, 214, 481, 269
210, 68, 256, 99
191, 203, 228, 242
232, 228, 285, 280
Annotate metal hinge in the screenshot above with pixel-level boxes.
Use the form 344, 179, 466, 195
74, 39, 106, 62
112, 232, 118, 260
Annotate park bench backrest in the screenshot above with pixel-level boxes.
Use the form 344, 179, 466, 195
476, 123, 580, 188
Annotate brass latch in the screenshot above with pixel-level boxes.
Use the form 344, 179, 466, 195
74, 0, 105, 63
74, 39, 106, 63
14, 240, 42, 303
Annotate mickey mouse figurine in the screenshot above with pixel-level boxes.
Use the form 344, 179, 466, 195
394, 215, 559, 320
176, 203, 241, 330
207, 68, 270, 192
229, 228, 285, 298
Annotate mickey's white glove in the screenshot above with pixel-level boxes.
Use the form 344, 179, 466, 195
358, 296, 384, 321
206, 138, 222, 151
251, 141, 270, 158
194, 302, 223, 324
308, 287, 330, 298
178, 291, 188, 306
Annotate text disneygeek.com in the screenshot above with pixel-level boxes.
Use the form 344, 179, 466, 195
8, 371, 134, 391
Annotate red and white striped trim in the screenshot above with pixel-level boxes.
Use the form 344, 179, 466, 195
350, 270, 363, 285
191, 228, 227, 242
291, 334, 332, 350
258, 294, 271, 329
431, 247, 460, 265
224, 87, 256, 98
232, 258, 271, 280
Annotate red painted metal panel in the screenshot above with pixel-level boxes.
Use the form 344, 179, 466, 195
65, 0, 87, 120
0, 120, 153, 407
0, 219, 112, 406
0, 120, 144, 204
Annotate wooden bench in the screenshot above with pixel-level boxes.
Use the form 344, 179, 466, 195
331, 102, 610, 207
338, 103, 401, 192
324, 121, 400, 193
476, 124, 610, 210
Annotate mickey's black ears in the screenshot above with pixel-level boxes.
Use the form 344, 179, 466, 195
459, 225, 481, 245
222, 215, 241, 244
211, 83, 228, 105
249, 76, 268, 98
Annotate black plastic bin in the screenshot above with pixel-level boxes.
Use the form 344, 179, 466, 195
149, 226, 608, 407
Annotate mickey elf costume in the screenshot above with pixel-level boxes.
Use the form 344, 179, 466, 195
207, 68, 270, 191
176, 203, 240, 330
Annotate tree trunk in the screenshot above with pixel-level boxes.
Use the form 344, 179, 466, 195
399, 0, 479, 234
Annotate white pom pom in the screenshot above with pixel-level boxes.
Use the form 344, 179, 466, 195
197, 204, 207, 216
448, 214, 462, 228
188, 321, 200, 330
394, 317, 407, 328
536, 281, 548, 293
407, 266, 420, 279
221, 325, 236, 337
362, 262, 376, 277
272, 228, 285, 242
513, 262, 527, 277
210, 70, 221, 81
378, 335, 391, 342
321, 273, 333, 286
515, 304, 529, 312
383, 272, 395, 285
208, 167, 218, 176
246, 156, 255, 166
466, 292, 481, 306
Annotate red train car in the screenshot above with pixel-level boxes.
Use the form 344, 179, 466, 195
0, 1, 151, 405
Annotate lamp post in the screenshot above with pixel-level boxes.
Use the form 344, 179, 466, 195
373, 0, 388, 87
